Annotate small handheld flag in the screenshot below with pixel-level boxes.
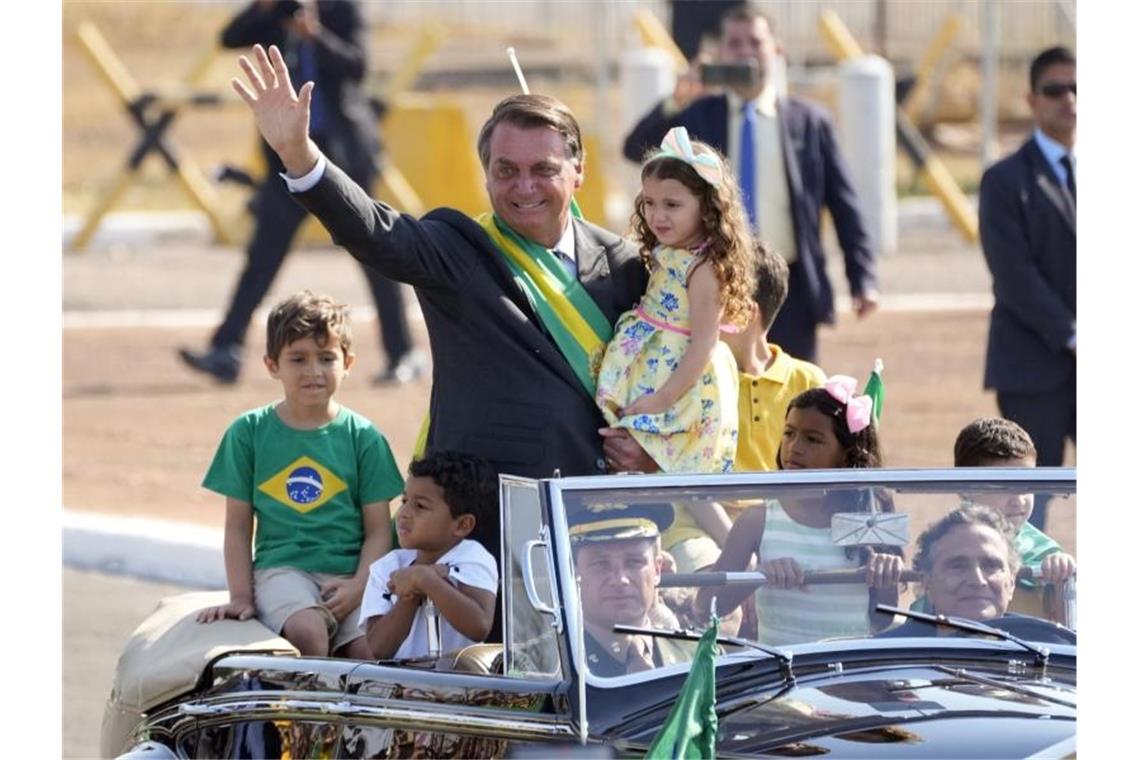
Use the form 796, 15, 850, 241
863, 358, 885, 426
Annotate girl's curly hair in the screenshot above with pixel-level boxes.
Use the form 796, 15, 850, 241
629, 147, 757, 328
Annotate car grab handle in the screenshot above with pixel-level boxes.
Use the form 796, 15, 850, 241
521, 538, 558, 617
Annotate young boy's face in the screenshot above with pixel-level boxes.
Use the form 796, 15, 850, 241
264, 335, 354, 408
964, 454, 1036, 530
396, 475, 471, 553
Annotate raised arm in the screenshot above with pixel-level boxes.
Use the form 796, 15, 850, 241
231, 44, 470, 289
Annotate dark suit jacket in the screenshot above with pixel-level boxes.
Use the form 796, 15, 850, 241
978, 138, 1076, 394
623, 94, 875, 326
295, 162, 649, 485
221, 0, 378, 178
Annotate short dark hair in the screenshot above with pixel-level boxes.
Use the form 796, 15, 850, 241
752, 243, 788, 330
1029, 46, 1076, 92
953, 417, 1037, 467
476, 94, 583, 169
913, 504, 1020, 576
265, 290, 351, 361
720, 2, 776, 35
777, 387, 883, 469
409, 450, 498, 524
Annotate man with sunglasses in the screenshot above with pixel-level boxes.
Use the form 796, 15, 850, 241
977, 46, 1076, 531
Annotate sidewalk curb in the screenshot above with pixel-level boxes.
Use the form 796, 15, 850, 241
63, 510, 223, 589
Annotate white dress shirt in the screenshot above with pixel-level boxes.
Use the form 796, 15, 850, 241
726, 86, 797, 263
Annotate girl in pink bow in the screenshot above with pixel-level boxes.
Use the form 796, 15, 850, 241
595, 126, 756, 474
698, 378, 904, 646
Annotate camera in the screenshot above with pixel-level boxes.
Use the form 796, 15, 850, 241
699, 62, 760, 88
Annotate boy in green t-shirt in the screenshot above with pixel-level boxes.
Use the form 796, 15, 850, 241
196, 291, 405, 658
904, 417, 1076, 620
953, 417, 1076, 586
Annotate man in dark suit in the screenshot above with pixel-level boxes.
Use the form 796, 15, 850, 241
180, 0, 424, 385
623, 3, 877, 362
978, 46, 1076, 530
229, 45, 649, 489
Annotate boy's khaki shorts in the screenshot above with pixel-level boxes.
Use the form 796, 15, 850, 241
253, 566, 365, 651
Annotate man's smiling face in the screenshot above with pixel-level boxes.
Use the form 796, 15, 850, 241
484, 122, 583, 248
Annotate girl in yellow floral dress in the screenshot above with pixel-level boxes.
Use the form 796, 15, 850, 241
595, 127, 757, 473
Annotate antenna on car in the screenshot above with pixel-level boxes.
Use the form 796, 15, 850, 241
506, 47, 530, 94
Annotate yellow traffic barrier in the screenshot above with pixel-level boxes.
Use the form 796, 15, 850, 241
70, 21, 237, 251
901, 13, 963, 125
383, 93, 488, 216
633, 8, 689, 72
818, 9, 978, 244
574, 133, 608, 225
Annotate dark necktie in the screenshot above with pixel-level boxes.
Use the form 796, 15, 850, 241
299, 41, 327, 135
739, 103, 758, 228
553, 248, 577, 279
1059, 154, 1076, 201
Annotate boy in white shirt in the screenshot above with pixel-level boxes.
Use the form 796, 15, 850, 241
361, 451, 499, 659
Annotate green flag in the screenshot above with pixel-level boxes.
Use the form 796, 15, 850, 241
863, 358, 885, 426
645, 617, 720, 759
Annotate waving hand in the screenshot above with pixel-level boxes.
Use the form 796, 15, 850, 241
231, 44, 320, 176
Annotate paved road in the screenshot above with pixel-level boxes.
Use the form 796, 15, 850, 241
63, 568, 192, 760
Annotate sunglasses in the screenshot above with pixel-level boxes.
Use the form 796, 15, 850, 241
1039, 82, 1077, 98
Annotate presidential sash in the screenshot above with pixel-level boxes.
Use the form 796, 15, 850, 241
475, 213, 614, 396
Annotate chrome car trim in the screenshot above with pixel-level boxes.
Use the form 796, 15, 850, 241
175, 696, 576, 739
545, 466, 1075, 492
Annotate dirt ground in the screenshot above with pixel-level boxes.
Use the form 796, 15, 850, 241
61, 297, 1074, 552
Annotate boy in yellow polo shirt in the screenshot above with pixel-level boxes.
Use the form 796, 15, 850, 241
725, 247, 827, 471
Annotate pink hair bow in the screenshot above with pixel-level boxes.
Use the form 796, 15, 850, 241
823, 375, 874, 434
659, 127, 724, 187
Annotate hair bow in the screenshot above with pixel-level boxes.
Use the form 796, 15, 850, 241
659, 126, 724, 187
823, 375, 874, 434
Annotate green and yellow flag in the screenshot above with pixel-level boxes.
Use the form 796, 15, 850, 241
645, 617, 720, 759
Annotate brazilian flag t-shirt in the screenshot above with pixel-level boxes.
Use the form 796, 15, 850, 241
203, 404, 404, 574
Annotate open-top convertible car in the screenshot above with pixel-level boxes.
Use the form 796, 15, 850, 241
104, 468, 1076, 758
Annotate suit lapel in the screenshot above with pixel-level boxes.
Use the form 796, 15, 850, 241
775, 98, 805, 203
573, 219, 613, 307
1024, 140, 1075, 234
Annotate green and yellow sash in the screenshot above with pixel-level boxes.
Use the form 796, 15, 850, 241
412, 213, 616, 460
475, 213, 614, 395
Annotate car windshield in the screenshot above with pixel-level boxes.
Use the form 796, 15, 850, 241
554, 469, 1075, 679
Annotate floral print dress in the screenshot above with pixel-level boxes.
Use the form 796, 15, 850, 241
595, 245, 739, 473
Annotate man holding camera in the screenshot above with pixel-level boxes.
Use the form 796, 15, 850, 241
623, 3, 876, 363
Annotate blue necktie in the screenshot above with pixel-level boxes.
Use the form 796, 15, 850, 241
299, 41, 326, 135
739, 102, 758, 228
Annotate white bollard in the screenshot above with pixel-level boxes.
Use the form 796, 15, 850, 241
620, 47, 677, 146
837, 56, 897, 257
